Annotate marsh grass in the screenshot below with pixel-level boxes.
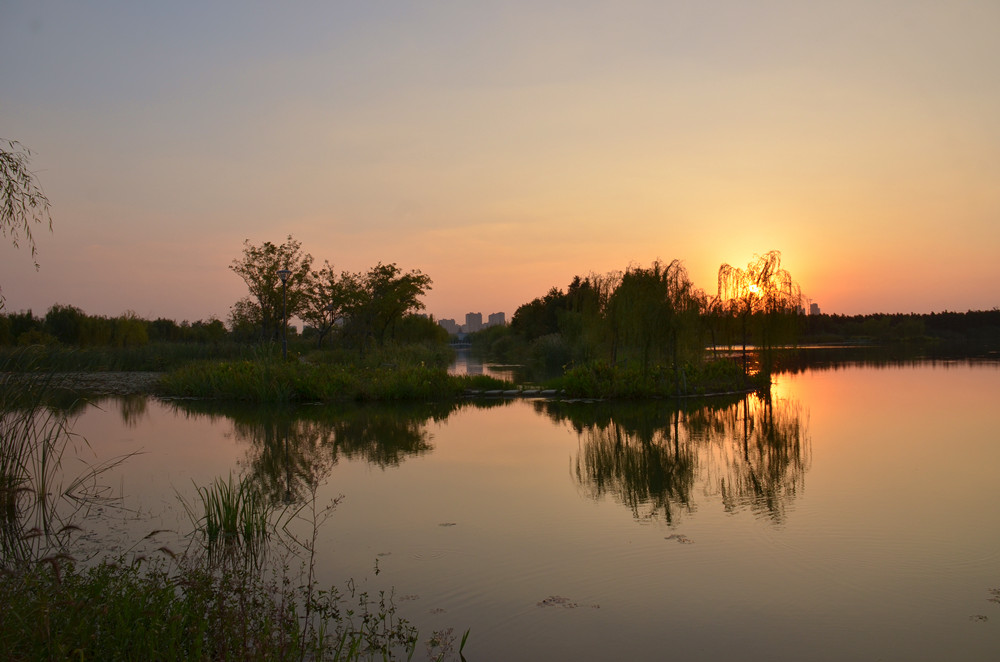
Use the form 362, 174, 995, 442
552, 358, 768, 399
0, 341, 255, 372
159, 358, 472, 403
0, 551, 424, 661
0, 359, 133, 566
179, 473, 274, 567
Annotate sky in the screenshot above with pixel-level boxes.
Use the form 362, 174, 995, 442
2, 1, 998, 323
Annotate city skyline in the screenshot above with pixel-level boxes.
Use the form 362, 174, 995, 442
2, 2, 998, 323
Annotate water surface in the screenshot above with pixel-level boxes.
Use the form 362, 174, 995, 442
66, 359, 1000, 660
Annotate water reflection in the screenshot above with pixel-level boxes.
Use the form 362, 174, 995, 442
540, 394, 810, 523
775, 343, 1000, 373
164, 399, 506, 505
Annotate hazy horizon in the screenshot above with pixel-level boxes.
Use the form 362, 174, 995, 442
3, 1, 998, 323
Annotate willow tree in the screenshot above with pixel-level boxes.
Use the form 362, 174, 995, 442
604, 259, 703, 376
1, 140, 52, 306
717, 250, 802, 373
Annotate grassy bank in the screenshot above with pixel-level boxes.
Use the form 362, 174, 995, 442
550, 358, 768, 399
158, 359, 512, 403
0, 341, 256, 372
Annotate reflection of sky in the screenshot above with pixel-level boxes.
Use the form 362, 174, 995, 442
448, 348, 518, 381
2, 2, 1000, 322
52, 361, 1000, 659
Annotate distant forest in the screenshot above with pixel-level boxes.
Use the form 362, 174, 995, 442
801, 309, 1000, 345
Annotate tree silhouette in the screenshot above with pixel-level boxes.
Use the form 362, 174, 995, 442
1, 140, 52, 306
229, 235, 313, 342
716, 250, 802, 373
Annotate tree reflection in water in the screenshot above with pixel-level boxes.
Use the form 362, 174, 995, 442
540, 393, 810, 524
165, 399, 512, 506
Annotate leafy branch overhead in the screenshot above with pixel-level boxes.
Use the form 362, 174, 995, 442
0, 140, 52, 265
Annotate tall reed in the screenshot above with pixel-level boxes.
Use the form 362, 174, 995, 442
180, 473, 274, 567
0, 356, 129, 566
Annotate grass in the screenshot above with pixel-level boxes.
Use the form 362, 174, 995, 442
1, 358, 133, 565
179, 473, 274, 567
158, 349, 517, 404
0, 341, 256, 372
550, 358, 769, 399
0, 553, 423, 661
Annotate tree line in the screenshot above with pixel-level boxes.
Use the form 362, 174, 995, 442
0, 305, 226, 347
476, 250, 804, 375
228, 235, 443, 349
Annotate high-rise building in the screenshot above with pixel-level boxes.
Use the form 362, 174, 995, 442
487, 312, 506, 327
438, 318, 460, 335
810, 303, 821, 316
465, 312, 483, 333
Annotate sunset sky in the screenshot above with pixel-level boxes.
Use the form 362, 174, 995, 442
2, 1, 998, 324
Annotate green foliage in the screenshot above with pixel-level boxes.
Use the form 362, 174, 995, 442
158, 355, 468, 403
341, 263, 433, 349
183, 474, 274, 565
0, 342, 255, 372
553, 358, 763, 399
229, 235, 313, 343
0, 554, 420, 661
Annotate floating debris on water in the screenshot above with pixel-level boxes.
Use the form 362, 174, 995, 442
970, 615, 989, 622
398, 594, 420, 602
438, 522, 457, 527
665, 534, 694, 544
537, 596, 578, 608
430, 607, 447, 614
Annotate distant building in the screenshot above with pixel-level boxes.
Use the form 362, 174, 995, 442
487, 312, 506, 327
438, 318, 461, 335
810, 303, 821, 316
465, 312, 483, 333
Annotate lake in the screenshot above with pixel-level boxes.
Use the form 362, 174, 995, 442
59, 355, 1000, 660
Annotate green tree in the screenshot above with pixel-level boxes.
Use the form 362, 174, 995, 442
604, 260, 703, 374
44, 304, 86, 345
343, 263, 432, 348
1, 140, 53, 306
229, 235, 313, 343
300, 261, 360, 348
113, 310, 149, 347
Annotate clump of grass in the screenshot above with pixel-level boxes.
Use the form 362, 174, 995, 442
451, 374, 516, 390
181, 473, 273, 566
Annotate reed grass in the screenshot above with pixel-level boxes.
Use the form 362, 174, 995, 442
551, 358, 768, 399
158, 358, 481, 403
1, 356, 132, 566
0, 341, 255, 372
179, 473, 274, 567
0, 553, 422, 661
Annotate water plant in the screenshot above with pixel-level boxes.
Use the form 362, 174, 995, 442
180, 473, 274, 566
0, 357, 130, 566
